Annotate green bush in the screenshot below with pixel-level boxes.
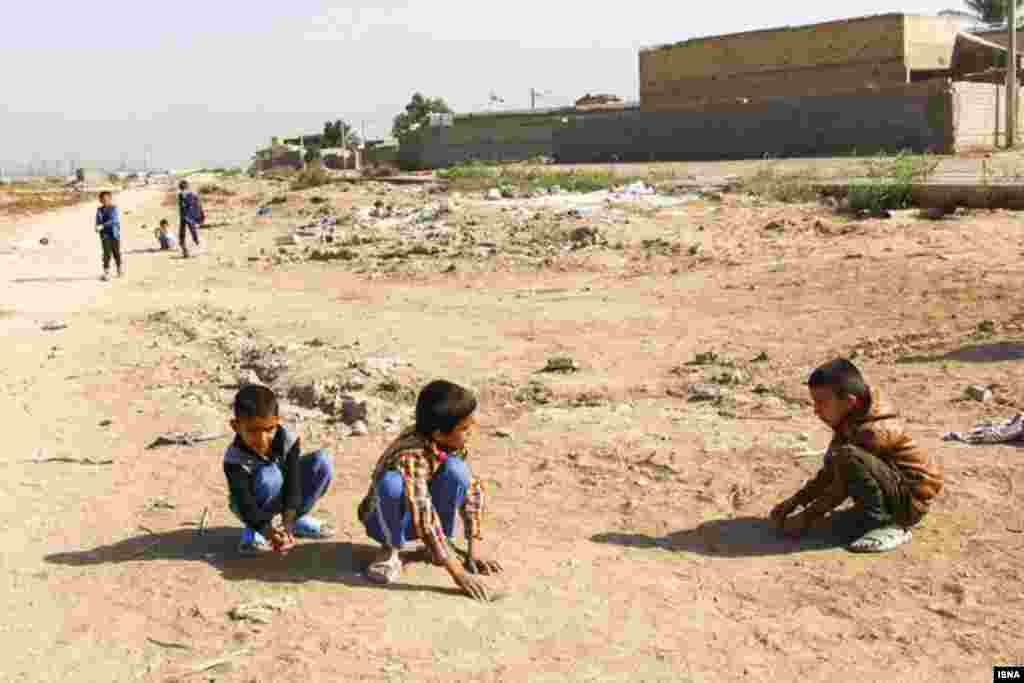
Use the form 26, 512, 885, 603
291, 166, 331, 190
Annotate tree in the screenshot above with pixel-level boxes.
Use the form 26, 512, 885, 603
392, 93, 453, 142
322, 119, 360, 148
941, 0, 1023, 25
304, 146, 322, 164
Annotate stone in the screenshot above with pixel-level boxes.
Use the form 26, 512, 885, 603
494, 429, 513, 438
486, 188, 502, 201
763, 220, 785, 233
341, 398, 369, 425
687, 383, 722, 402
360, 356, 402, 374
542, 356, 579, 373
39, 237, 49, 245
238, 369, 262, 386
711, 368, 751, 385
342, 371, 370, 391
350, 420, 369, 436
920, 207, 949, 220
964, 385, 993, 403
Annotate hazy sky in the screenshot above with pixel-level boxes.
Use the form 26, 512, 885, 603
1, 1, 963, 169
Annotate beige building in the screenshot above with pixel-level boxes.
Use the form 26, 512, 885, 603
639, 14, 966, 110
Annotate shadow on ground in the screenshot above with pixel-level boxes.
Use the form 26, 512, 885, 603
44, 526, 461, 596
591, 515, 850, 558
898, 342, 1024, 364
11, 276, 99, 284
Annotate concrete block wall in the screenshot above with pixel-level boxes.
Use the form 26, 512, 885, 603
556, 82, 954, 163
399, 83, 958, 168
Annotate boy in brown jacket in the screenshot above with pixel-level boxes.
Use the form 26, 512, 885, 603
771, 358, 943, 552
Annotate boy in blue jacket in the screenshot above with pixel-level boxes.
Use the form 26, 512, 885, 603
224, 384, 336, 554
177, 180, 204, 258
95, 191, 123, 280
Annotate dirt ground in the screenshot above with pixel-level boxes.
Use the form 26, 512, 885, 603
2, 170, 1024, 682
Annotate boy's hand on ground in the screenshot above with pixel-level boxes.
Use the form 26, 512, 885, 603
464, 539, 503, 575
267, 526, 295, 554
454, 570, 492, 602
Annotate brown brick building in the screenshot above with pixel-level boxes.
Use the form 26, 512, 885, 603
639, 14, 965, 111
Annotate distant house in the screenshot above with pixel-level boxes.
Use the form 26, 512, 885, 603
252, 137, 303, 172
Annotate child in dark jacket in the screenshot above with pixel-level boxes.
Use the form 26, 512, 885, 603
771, 359, 943, 553
177, 180, 203, 258
95, 191, 123, 280
224, 385, 335, 554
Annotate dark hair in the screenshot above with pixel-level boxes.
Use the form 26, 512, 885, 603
159, 218, 169, 226
179, 180, 189, 190
415, 380, 477, 435
98, 191, 112, 201
233, 384, 279, 418
808, 358, 870, 402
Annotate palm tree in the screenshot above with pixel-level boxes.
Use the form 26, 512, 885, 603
941, 0, 1024, 26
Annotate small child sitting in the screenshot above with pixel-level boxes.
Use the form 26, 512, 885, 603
155, 219, 177, 251
224, 385, 335, 554
771, 358, 943, 552
357, 380, 502, 600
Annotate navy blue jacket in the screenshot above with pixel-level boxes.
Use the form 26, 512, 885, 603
95, 206, 121, 240
178, 191, 203, 225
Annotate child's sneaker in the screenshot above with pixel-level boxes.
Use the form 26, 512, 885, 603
366, 547, 402, 584
847, 525, 912, 553
238, 528, 270, 555
292, 515, 335, 539
116, 266, 124, 278
100, 271, 111, 282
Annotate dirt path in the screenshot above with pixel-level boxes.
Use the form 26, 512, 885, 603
2, 180, 1023, 682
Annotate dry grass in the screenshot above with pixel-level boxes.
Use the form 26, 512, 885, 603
0, 190, 88, 218
733, 163, 823, 203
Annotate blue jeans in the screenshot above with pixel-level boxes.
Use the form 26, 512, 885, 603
364, 456, 470, 547
230, 450, 333, 530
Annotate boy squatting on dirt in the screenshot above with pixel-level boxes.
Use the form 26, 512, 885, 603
771, 358, 944, 553
358, 380, 503, 602
224, 385, 335, 554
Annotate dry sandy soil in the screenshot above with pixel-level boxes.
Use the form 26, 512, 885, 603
2, 171, 1024, 682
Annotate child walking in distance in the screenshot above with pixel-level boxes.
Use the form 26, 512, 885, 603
771, 358, 943, 552
155, 219, 176, 251
358, 380, 502, 601
95, 191, 123, 280
224, 385, 335, 555
177, 180, 204, 258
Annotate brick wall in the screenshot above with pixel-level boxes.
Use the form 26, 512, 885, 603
641, 60, 909, 111
640, 14, 906, 106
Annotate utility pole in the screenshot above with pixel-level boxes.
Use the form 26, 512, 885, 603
531, 88, 536, 110
1009, 2, 1018, 148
